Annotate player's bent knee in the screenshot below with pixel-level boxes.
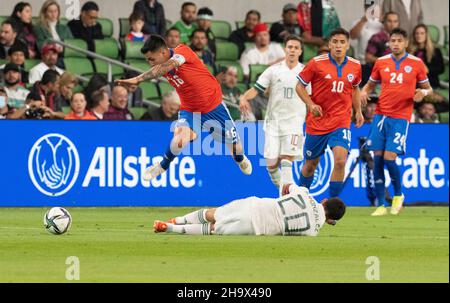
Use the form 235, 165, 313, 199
334, 157, 347, 170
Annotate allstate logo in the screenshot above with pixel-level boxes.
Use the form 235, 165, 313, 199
294, 147, 334, 197
28, 134, 80, 197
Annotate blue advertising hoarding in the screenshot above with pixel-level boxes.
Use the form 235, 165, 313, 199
0, 121, 448, 207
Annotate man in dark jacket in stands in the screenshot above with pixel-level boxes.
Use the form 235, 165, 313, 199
68, 1, 104, 52
133, 0, 166, 36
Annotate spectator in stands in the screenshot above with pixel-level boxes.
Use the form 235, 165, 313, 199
409, 24, 447, 110
4, 89, 41, 119
350, 2, 383, 64
55, 71, 77, 107
196, 7, 216, 56
132, 0, 166, 36
0, 20, 28, 59
382, 0, 423, 36
29, 69, 64, 118
412, 102, 440, 123
35, 0, 73, 52
3, 63, 29, 109
10, 2, 38, 59
165, 28, 181, 48
240, 23, 285, 78
229, 10, 261, 57
190, 29, 215, 72
409, 24, 445, 89
89, 89, 110, 120
365, 11, 399, 65
140, 91, 180, 121
28, 43, 63, 84
64, 92, 96, 120
363, 99, 377, 124
126, 12, 150, 42
296, 0, 339, 44
68, 1, 104, 52
0, 45, 29, 83
172, 2, 197, 44
121, 71, 143, 108
220, 66, 242, 121
0, 86, 12, 119
84, 74, 110, 107
103, 85, 134, 120
270, 4, 303, 43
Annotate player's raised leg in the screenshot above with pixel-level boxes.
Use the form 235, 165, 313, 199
143, 124, 197, 181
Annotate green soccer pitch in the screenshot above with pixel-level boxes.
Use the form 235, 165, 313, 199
0, 207, 448, 283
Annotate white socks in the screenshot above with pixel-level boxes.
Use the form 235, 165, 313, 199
166, 223, 211, 235
267, 167, 280, 187
280, 159, 294, 186
174, 209, 208, 224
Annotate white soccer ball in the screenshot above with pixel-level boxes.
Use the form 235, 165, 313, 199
43, 207, 72, 235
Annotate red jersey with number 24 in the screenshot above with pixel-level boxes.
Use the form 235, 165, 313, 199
297, 54, 362, 135
163, 44, 222, 113
369, 53, 429, 121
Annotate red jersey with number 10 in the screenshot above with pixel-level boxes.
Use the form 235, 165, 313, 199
369, 53, 429, 121
297, 54, 362, 135
163, 44, 222, 113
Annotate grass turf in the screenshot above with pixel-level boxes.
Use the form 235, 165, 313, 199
0, 206, 448, 283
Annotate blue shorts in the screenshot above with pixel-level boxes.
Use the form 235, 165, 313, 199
367, 114, 409, 155
176, 102, 239, 145
304, 128, 351, 160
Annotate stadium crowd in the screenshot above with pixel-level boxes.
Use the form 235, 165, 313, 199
0, 0, 448, 122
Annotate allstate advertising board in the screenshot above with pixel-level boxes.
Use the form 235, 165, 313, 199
0, 121, 448, 207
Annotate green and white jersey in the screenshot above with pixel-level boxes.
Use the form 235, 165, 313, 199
254, 61, 310, 137
5, 86, 30, 109
172, 21, 197, 44
251, 186, 325, 236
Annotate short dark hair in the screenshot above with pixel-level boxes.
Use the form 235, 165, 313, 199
81, 1, 99, 12
284, 34, 302, 45
41, 69, 60, 85
383, 11, 399, 23
129, 11, 144, 24
190, 29, 206, 40
7, 44, 27, 56
141, 35, 168, 54
246, 10, 261, 21
26, 91, 42, 102
329, 28, 350, 40
166, 27, 180, 36
325, 198, 346, 221
1, 19, 18, 33
91, 89, 107, 108
70, 92, 85, 103
390, 28, 408, 39
181, 2, 196, 10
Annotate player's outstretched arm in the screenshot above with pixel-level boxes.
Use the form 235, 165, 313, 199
115, 59, 181, 87
352, 87, 364, 128
296, 83, 322, 117
239, 87, 259, 113
414, 82, 433, 102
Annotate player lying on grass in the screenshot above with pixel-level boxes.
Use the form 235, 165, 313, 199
116, 35, 252, 181
153, 185, 346, 236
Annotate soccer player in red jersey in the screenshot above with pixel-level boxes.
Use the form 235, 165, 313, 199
361, 28, 432, 216
295, 28, 364, 198
116, 35, 252, 180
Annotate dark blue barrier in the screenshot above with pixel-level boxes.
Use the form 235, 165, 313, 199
0, 121, 448, 207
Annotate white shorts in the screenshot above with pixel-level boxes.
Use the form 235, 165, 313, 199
264, 132, 304, 160
213, 197, 256, 235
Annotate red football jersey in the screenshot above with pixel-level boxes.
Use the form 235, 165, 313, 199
369, 53, 429, 121
164, 44, 222, 113
297, 54, 362, 135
